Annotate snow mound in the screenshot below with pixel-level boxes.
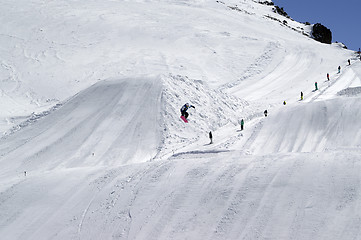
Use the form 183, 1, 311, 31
0, 74, 252, 171
247, 97, 361, 154
0, 78, 163, 173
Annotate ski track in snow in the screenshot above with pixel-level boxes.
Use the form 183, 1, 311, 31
306, 62, 361, 102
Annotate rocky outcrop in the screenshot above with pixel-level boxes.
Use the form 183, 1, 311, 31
273, 6, 289, 18
312, 23, 332, 44
258, 1, 274, 6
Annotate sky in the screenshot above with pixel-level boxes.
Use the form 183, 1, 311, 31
273, 0, 361, 51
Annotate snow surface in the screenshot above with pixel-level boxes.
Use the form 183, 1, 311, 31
1, 0, 361, 239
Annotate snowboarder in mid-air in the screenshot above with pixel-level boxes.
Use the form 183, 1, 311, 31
180, 103, 195, 122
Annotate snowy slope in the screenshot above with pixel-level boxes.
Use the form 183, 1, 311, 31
2, 148, 361, 239
0, 0, 352, 132
1, 0, 361, 239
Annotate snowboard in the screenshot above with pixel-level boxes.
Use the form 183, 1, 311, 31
180, 115, 188, 123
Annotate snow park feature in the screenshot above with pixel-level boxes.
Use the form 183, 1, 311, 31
1, 0, 361, 239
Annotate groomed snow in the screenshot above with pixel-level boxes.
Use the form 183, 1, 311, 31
1, 0, 361, 239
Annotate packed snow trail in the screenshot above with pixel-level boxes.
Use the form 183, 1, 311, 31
2, 150, 361, 239
311, 61, 361, 101
74, 151, 361, 240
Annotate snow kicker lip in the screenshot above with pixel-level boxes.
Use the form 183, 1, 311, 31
171, 150, 231, 158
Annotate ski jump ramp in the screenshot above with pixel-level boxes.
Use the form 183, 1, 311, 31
0, 78, 163, 174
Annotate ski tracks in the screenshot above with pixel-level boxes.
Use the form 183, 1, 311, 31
306, 63, 359, 102
220, 41, 282, 91
76, 160, 172, 240
77, 194, 97, 238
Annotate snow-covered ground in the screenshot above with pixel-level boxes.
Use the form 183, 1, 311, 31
1, 0, 361, 239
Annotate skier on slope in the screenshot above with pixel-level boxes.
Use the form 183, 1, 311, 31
327, 73, 330, 81
180, 103, 195, 120
338, 66, 341, 74
240, 119, 244, 131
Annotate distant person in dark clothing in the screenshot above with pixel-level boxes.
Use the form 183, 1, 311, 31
209, 131, 213, 144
